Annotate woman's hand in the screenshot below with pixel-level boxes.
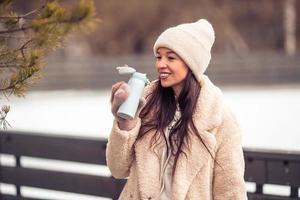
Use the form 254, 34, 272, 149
110, 81, 145, 131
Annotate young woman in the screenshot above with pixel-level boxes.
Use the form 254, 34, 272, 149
106, 19, 247, 200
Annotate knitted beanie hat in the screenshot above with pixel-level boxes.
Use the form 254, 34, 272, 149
153, 19, 215, 82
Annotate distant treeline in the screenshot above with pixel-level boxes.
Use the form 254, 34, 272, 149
13, 0, 300, 55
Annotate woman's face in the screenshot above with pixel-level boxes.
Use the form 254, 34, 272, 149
155, 47, 189, 96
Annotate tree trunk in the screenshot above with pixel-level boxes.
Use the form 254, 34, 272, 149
284, 0, 297, 55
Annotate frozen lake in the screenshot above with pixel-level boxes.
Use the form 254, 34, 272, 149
3, 85, 300, 151
1, 85, 300, 199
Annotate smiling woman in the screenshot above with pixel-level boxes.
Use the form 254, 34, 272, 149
155, 48, 189, 97
106, 19, 247, 200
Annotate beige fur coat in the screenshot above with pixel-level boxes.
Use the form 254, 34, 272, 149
106, 75, 248, 200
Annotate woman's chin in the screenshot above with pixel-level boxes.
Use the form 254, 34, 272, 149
160, 80, 171, 88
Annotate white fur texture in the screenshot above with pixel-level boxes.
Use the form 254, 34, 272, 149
106, 75, 247, 200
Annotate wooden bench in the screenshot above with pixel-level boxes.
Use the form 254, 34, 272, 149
0, 131, 300, 199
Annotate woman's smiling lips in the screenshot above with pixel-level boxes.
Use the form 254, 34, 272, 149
159, 71, 171, 79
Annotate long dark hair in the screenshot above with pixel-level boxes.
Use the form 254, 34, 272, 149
136, 70, 215, 175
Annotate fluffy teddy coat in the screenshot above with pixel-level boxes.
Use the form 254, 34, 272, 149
106, 75, 248, 200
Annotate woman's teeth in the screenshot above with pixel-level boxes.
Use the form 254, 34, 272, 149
160, 73, 170, 79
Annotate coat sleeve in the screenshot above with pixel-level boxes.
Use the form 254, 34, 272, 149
212, 106, 248, 200
106, 118, 141, 179
105, 80, 157, 179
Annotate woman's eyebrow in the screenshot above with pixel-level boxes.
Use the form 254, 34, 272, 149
167, 51, 177, 56
156, 50, 176, 55
166, 50, 175, 54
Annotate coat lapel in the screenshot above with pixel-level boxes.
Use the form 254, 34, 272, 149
172, 128, 217, 200
135, 75, 224, 200
134, 131, 162, 199
172, 75, 224, 200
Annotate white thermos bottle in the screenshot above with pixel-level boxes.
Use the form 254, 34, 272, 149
116, 65, 149, 120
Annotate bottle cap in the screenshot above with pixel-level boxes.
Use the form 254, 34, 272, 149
132, 72, 149, 84
116, 64, 136, 74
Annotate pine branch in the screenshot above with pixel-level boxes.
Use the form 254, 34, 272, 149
20, 39, 33, 59
0, 0, 98, 97
0, 57, 17, 65
0, 46, 28, 58
0, 19, 80, 34
0, 63, 22, 68
0, 5, 45, 20
0, 68, 38, 92
0, 35, 30, 39
0, 0, 98, 130
0, 39, 32, 59
0, 26, 30, 34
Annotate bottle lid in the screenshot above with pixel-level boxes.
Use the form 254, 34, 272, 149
116, 64, 150, 84
132, 72, 149, 84
116, 64, 136, 74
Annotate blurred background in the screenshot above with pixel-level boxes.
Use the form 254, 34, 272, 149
10, 0, 300, 89
1, 0, 300, 199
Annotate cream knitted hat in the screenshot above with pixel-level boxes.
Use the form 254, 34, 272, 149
153, 19, 215, 82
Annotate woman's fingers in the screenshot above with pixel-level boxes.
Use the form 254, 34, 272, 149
111, 83, 129, 116
110, 82, 146, 120
110, 81, 125, 103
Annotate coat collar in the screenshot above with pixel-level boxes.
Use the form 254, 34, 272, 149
193, 74, 224, 132
134, 75, 224, 200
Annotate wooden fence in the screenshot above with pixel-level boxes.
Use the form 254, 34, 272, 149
31, 51, 300, 90
0, 131, 300, 200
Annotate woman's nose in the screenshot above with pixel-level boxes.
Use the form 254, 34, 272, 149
156, 60, 167, 69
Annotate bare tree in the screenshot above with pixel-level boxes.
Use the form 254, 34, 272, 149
284, 0, 297, 56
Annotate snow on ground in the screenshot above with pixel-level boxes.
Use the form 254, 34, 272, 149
1, 85, 300, 199
2, 86, 300, 151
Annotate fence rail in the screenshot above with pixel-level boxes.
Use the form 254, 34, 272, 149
0, 131, 300, 200
30, 51, 300, 90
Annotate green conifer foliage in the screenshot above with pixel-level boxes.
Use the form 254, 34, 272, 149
0, 0, 98, 129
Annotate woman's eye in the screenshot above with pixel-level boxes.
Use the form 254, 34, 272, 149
168, 56, 175, 60
156, 56, 161, 60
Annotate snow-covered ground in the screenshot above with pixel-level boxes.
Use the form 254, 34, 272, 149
1, 85, 300, 199
3, 86, 300, 151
